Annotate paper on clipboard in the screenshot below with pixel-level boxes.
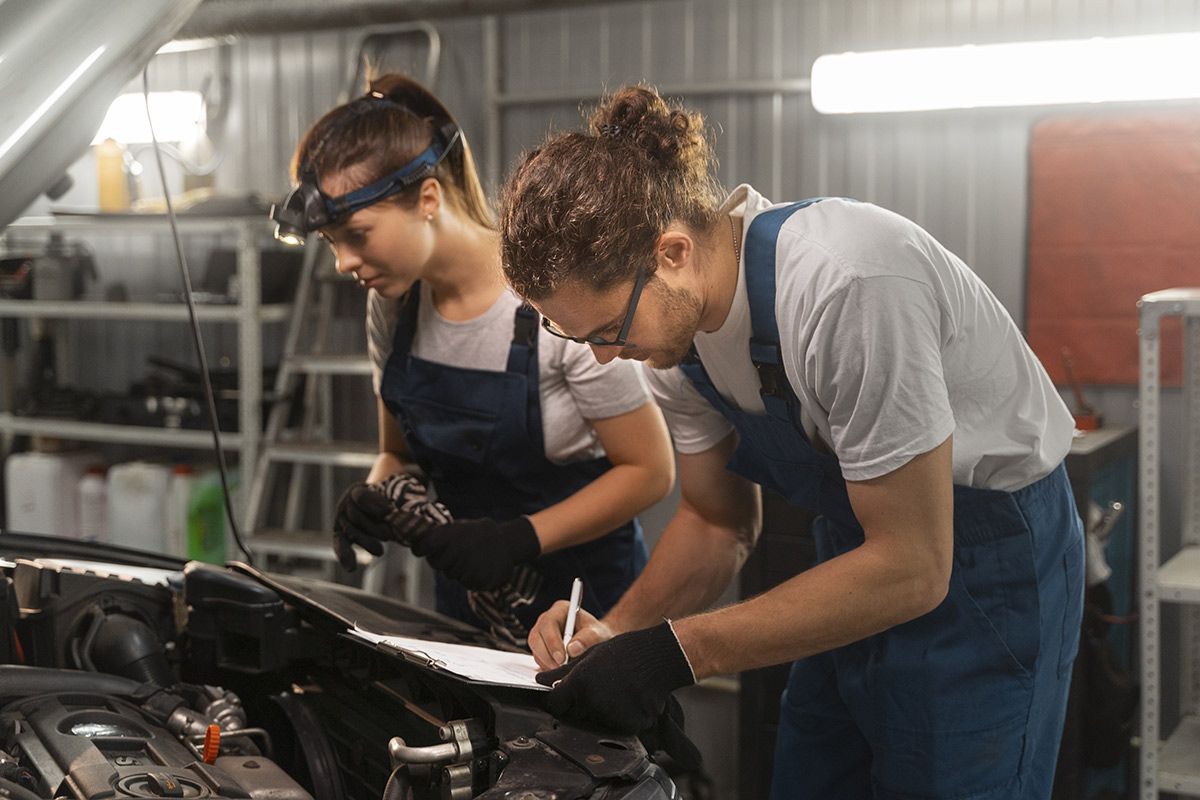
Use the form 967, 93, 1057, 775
350, 627, 548, 691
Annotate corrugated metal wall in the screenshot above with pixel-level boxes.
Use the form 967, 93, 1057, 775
122, 0, 1200, 322
55, 0, 1198, 543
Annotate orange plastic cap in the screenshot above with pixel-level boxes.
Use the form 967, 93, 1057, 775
202, 724, 220, 764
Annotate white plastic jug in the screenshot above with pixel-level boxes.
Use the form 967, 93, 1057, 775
77, 466, 109, 543
165, 464, 195, 558
4, 451, 99, 536
106, 461, 171, 553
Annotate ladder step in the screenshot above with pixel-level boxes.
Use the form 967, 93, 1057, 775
249, 528, 368, 564
287, 354, 373, 375
265, 441, 377, 468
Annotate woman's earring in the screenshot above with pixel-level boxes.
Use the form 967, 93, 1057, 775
426, 214, 433, 223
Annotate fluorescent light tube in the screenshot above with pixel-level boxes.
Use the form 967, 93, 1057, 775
156, 36, 236, 55
811, 32, 1200, 114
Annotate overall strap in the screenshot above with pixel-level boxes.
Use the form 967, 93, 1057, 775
742, 198, 828, 421
679, 344, 723, 410
390, 281, 422, 360
507, 302, 545, 448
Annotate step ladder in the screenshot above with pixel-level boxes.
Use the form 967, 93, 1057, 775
241, 239, 388, 587
242, 23, 443, 600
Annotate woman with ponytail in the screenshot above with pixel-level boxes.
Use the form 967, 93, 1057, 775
281, 75, 672, 647
502, 85, 1082, 799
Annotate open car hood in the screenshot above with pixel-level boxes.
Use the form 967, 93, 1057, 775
0, 0, 202, 229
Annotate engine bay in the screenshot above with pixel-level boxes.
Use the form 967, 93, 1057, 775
0, 535, 683, 800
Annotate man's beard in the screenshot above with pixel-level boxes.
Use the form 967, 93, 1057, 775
625, 282, 703, 369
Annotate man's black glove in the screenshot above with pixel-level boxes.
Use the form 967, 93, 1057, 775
535, 621, 697, 734
332, 481, 435, 571
411, 516, 541, 591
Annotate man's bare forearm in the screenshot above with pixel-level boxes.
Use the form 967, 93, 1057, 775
674, 536, 947, 679
603, 504, 754, 634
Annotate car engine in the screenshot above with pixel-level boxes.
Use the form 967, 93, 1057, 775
0, 537, 686, 800
1, 672, 308, 799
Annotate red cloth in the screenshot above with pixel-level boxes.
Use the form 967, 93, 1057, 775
1026, 110, 1200, 386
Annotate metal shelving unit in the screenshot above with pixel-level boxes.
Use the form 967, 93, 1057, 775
0, 214, 288, 527
0, 300, 289, 322
0, 416, 244, 449
1139, 287, 1200, 799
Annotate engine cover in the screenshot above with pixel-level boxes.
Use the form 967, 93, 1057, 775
1, 691, 311, 800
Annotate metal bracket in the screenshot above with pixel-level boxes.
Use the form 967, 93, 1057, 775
387, 718, 488, 799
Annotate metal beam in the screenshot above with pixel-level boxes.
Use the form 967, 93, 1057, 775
179, 0, 639, 38
495, 78, 813, 108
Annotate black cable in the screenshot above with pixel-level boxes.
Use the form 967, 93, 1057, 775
142, 68, 254, 566
0, 774, 42, 800
77, 607, 105, 672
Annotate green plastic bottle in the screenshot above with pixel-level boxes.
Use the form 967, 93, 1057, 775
187, 468, 236, 564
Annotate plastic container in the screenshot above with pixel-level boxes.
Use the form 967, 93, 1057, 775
4, 451, 98, 536
188, 468, 235, 565
166, 464, 194, 558
95, 138, 131, 212
77, 465, 109, 543
106, 461, 171, 553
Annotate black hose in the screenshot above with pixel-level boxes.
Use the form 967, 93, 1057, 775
0, 666, 141, 701
0, 775, 41, 800
269, 693, 345, 800
88, 614, 173, 687
381, 766, 411, 800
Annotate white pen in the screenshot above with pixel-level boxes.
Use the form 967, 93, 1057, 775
561, 577, 584, 663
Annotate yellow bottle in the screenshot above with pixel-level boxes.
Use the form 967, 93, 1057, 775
95, 138, 130, 212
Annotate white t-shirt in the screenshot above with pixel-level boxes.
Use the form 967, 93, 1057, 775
646, 185, 1074, 492
368, 282, 651, 463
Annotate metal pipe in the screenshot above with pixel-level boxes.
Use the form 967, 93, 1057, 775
236, 221, 262, 531
481, 16, 501, 193
179, 0, 640, 38
337, 23, 441, 103
495, 78, 813, 108
388, 736, 459, 765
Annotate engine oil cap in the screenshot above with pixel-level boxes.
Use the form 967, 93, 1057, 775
116, 772, 204, 798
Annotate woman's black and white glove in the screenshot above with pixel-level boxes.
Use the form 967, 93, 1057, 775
535, 620, 697, 733
411, 516, 541, 591
332, 475, 446, 571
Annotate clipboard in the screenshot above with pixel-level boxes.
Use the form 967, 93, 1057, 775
349, 627, 549, 692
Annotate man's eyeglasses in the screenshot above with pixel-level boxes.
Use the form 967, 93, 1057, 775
541, 267, 649, 348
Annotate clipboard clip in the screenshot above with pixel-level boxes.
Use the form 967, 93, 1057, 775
388, 645, 448, 671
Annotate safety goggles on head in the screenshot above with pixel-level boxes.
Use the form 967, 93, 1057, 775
540, 265, 649, 348
270, 103, 462, 246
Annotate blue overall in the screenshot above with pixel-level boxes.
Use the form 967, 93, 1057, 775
680, 201, 1085, 799
379, 286, 648, 631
